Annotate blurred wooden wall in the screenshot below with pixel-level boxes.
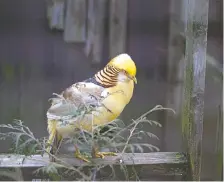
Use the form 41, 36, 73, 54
0, 0, 170, 154
47, 0, 128, 64
0, 0, 222, 180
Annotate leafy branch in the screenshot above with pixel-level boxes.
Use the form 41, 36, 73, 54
0, 105, 175, 181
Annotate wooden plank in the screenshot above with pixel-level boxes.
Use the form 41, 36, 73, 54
0, 152, 188, 179
109, 0, 128, 58
84, 0, 107, 64
0, 168, 24, 181
214, 105, 223, 181
63, 0, 86, 42
0, 152, 187, 167
0, 152, 187, 176
46, 0, 65, 30
181, 0, 209, 181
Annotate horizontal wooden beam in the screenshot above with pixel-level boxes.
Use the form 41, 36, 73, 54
0, 152, 188, 178
0, 152, 187, 167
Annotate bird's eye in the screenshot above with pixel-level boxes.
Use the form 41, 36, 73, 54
123, 70, 128, 74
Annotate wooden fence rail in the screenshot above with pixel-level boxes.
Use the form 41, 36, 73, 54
0, 152, 188, 178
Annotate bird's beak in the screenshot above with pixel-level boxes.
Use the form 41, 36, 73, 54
132, 76, 137, 84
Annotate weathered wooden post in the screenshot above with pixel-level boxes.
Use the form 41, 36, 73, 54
46, 0, 65, 30
84, 0, 108, 64
109, 0, 128, 58
63, 0, 86, 42
181, 0, 209, 180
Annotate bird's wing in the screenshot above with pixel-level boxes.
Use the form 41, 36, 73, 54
47, 81, 105, 121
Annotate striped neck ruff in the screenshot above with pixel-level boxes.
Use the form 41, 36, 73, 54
94, 65, 121, 88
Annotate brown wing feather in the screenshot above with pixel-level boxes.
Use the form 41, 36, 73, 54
47, 82, 105, 120
47, 64, 120, 120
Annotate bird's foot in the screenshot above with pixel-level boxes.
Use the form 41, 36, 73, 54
74, 149, 90, 163
94, 151, 117, 159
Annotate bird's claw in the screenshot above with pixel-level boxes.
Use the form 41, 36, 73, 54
94, 152, 117, 159
74, 150, 90, 163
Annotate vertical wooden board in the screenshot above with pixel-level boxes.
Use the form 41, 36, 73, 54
163, 0, 186, 152
85, 0, 107, 64
64, 0, 86, 42
214, 105, 223, 181
46, 0, 53, 22
108, 0, 128, 121
84, 0, 95, 58
46, 0, 65, 30
109, 0, 128, 58
181, 0, 209, 180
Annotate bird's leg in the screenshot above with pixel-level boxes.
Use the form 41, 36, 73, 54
74, 145, 90, 163
46, 129, 57, 162
47, 131, 63, 162
92, 144, 117, 159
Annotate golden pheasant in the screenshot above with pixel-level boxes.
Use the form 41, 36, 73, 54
46, 53, 137, 162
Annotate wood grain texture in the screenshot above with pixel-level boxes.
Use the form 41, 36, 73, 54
85, 0, 107, 64
46, 0, 65, 30
63, 0, 86, 42
0, 153, 189, 180
109, 0, 128, 58
181, 0, 209, 180
0, 152, 187, 176
0, 152, 187, 167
